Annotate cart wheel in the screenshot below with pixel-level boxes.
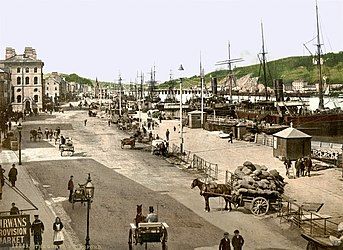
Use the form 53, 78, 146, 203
128, 229, 133, 250
251, 197, 269, 216
306, 242, 318, 250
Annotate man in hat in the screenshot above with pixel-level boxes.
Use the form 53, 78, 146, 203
146, 206, 158, 222
231, 229, 244, 250
68, 176, 74, 202
8, 164, 18, 187
31, 214, 44, 250
10, 202, 20, 215
219, 232, 231, 250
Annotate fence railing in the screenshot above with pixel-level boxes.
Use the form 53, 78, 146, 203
169, 143, 192, 163
255, 133, 274, 147
191, 154, 218, 180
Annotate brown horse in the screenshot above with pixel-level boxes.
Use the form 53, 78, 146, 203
191, 178, 232, 212
134, 204, 146, 227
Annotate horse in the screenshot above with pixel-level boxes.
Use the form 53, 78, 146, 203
29, 130, 38, 142
191, 178, 232, 212
134, 204, 146, 227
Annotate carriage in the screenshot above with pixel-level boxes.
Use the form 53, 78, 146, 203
30, 129, 42, 142
59, 139, 74, 156
128, 222, 168, 250
70, 183, 87, 209
121, 137, 135, 149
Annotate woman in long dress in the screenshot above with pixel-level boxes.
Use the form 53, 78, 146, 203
53, 217, 64, 249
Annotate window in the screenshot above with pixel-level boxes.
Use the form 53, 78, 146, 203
25, 67, 29, 73
34, 67, 38, 73
16, 88, 21, 92
47, 87, 49, 90
34, 88, 38, 92
34, 77, 38, 84
17, 77, 21, 85
34, 95, 38, 102
55, 87, 57, 90
17, 95, 21, 103
25, 77, 29, 85
17, 68, 21, 73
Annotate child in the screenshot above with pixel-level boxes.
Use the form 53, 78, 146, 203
231, 229, 244, 250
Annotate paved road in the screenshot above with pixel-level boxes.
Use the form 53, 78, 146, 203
19, 110, 306, 249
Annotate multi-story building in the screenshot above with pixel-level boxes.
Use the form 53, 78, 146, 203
44, 72, 67, 103
0, 47, 44, 113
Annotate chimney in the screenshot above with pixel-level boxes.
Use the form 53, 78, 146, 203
24, 47, 36, 59
5, 47, 16, 59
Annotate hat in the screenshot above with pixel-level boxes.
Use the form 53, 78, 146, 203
34, 214, 39, 217
224, 232, 229, 235
234, 230, 240, 234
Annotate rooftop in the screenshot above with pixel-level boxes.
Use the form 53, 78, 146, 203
273, 127, 312, 139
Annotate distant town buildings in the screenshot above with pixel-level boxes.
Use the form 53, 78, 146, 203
44, 72, 67, 103
0, 47, 44, 113
0, 68, 11, 111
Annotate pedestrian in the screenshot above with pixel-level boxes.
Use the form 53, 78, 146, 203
31, 214, 44, 250
300, 157, 305, 177
84, 119, 87, 126
49, 129, 53, 141
53, 217, 64, 249
159, 115, 162, 123
0, 179, 2, 200
45, 128, 49, 140
156, 134, 160, 139
173, 126, 176, 132
149, 131, 153, 141
231, 229, 244, 250
10, 202, 20, 215
304, 157, 312, 177
166, 129, 170, 141
147, 122, 151, 130
108, 120, 111, 126
152, 122, 155, 130
8, 164, 18, 187
228, 131, 233, 144
219, 232, 231, 250
295, 158, 302, 178
283, 158, 291, 177
68, 176, 74, 202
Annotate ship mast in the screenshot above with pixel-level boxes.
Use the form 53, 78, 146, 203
260, 22, 268, 100
316, 0, 324, 109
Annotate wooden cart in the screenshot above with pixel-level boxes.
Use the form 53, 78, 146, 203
301, 233, 342, 250
128, 222, 168, 250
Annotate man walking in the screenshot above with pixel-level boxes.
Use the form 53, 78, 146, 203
228, 131, 233, 144
84, 119, 87, 126
68, 176, 74, 202
0, 165, 5, 187
166, 129, 170, 141
8, 164, 18, 187
231, 229, 244, 250
283, 158, 291, 177
31, 214, 44, 250
219, 232, 231, 250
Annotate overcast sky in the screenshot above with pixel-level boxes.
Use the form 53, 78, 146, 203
0, 0, 342, 83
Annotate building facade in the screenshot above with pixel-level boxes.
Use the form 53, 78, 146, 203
44, 72, 67, 103
0, 47, 44, 113
0, 68, 11, 111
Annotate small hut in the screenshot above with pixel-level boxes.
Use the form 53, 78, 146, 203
188, 111, 206, 128
273, 127, 311, 160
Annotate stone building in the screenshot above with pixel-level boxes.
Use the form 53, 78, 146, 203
44, 72, 67, 103
0, 47, 44, 113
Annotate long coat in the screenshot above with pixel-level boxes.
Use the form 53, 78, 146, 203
8, 168, 18, 182
219, 238, 231, 250
232, 235, 244, 250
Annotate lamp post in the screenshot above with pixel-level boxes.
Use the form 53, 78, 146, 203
84, 173, 95, 250
178, 64, 184, 154
17, 123, 22, 165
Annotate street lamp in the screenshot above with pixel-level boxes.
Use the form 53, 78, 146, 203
17, 123, 22, 165
85, 173, 95, 250
178, 64, 184, 154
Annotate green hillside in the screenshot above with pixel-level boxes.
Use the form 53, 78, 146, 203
158, 51, 343, 89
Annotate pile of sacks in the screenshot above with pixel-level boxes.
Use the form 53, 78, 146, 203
232, 161, 286, 197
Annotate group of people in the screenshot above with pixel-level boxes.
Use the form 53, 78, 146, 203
284, 156, 312, 178
0, 164, 18, 200
219, 230, 245, 250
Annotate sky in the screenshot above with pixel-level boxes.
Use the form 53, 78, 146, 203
0, 0, 342, 83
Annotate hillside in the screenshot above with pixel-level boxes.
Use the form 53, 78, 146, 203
158, 51, 343, 89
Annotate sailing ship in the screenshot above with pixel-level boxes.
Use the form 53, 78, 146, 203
234, 1, 343, 137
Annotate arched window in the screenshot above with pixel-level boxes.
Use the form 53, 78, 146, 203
55, 87, 57, 90
17, 95, 22, 103
34, 67, 38, 73
17, 68, 21, 73
16, 88, 21, 92
25, 77, 29, 85
34, 95, 38, 102
25, 67, 29, 73
34, 77, 38, 84
17, 77, 21, 85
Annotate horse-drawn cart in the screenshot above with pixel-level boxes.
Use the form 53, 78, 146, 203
301, 233, 343, 250
128, 222, 168, 250
121, 137, 135, 149
71, 183, 87, 209
60, 139, 74, 156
